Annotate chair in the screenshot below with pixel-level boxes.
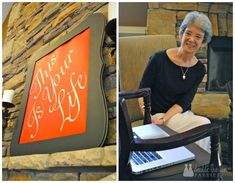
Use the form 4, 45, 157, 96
215, 80, 233, 171
119, 35, 221, 180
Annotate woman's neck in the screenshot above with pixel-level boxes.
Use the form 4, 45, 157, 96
176, 47, 194, 64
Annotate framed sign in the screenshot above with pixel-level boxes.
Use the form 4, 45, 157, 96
11, 14, 108, 155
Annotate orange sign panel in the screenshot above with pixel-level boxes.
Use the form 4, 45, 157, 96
19, 28, 90, 144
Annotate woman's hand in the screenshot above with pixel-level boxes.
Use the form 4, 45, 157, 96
151, 114, 165, 125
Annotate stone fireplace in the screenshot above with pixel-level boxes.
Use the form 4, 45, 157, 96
207, 36, 232, 91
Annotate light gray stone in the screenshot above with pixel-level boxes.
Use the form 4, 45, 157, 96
42, 3, 60, 21
209, 3, 230, 13
8, 3, 24, 28
192, 93, 230, 119
176, 11, 188, 20
101, 145, 116, 166
105, 119, 116, 145
108, 106, 116, 119
14, 83, 25, 96
8, 154, 49, 170
2, 39, 14, 63
2, 141, 11, 146
197, 3, 209, 12
34, 172, 78, 181
3, 131, 13, 141
2, 157, 9, 169
209, 14, 219, 36
11, 32, 28, 60
43, 24, 68, 43
44, 28, 67, 46
218, 13, 227, 36
6, 145, 11, 156
86, 2, 106, 12
197, 87, 205, 93
2, 146, 7, 157
229, 5, 233, 13
159, 3, 197, 11
2, 62, 14, 79
21, 3, 41, 19
105, 65, 116, 76
105, 88, 116, 105
199, 59, 207, 64
148, 3, 159, 9
51, 3, 83, 28
25, 11, 44, 34
3, 71, 25, 91
66, 8, 89, 31
2, 170, 8, 181
80, 172, 110, 181
99, 172, 116, 181
227, 14, 232, 37
104, 74, 116, 91
102, 47, 115, 66
147, 9, 176, 35
195, 52, 207, 59
48, 147, 103, 167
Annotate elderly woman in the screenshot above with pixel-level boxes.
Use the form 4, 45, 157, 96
138, 11, 212, 153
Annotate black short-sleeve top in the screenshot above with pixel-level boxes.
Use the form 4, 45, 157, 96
139, 50, 205, 114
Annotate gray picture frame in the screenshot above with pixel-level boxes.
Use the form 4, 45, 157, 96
10, 13, 108, 156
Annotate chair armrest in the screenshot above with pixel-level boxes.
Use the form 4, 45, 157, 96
119, 88, 151, 99
119, 88, 151, 124
131, 123, 220, 151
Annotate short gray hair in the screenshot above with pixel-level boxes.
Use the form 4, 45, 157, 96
179, 11, 212, 43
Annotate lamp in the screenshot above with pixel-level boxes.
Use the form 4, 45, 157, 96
2, 90, 15, 130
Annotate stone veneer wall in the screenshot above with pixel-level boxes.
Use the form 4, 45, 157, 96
2, 2, 116, 181
147, 2, 232, 119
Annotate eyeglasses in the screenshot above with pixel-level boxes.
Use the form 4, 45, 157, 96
183, 31, 204, 41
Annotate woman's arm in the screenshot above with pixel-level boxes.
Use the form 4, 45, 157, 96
152, 104, 183, 125
138, 54, 160, 115
153, 63, 206, 124
152, 67, 204, 125
138, 97, 145, 116
139, 98, 183, 125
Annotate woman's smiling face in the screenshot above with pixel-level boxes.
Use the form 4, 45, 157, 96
180, 23, 205, 54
